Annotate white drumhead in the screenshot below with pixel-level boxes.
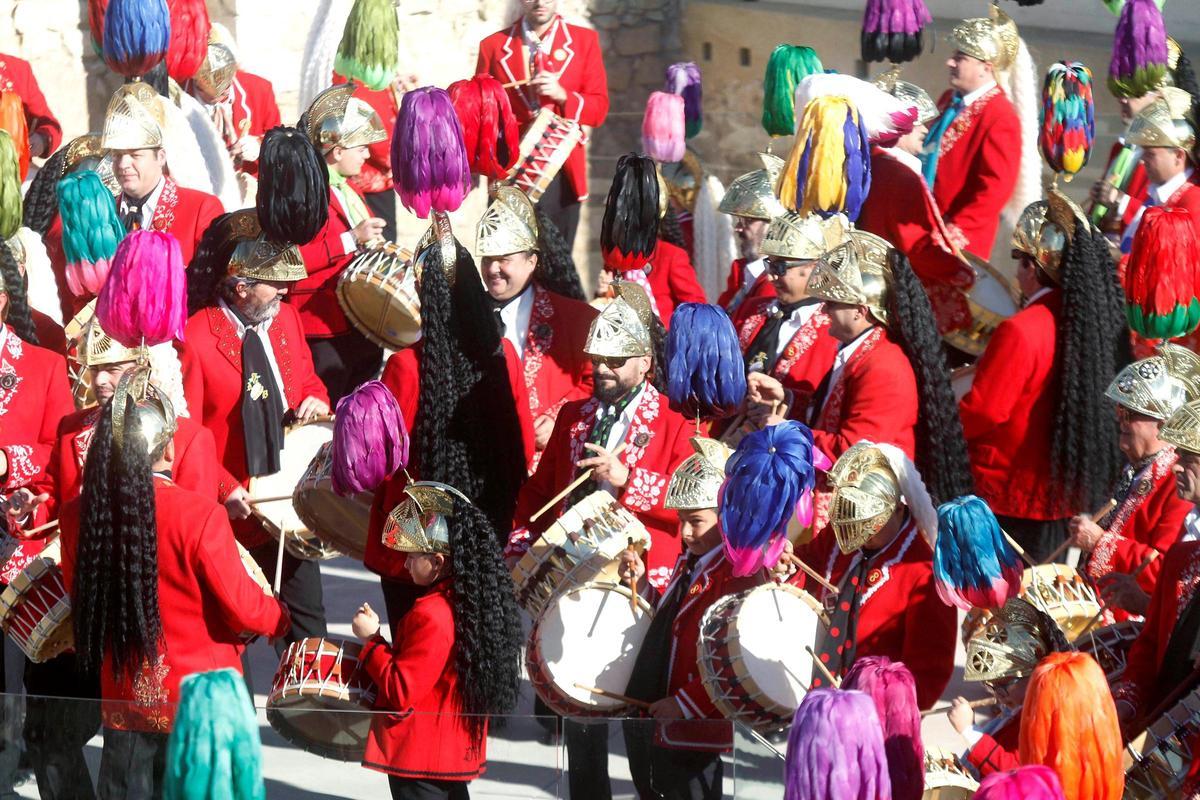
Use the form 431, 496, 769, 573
732, 585, 822, 711
969, 269, 1018, 318
535, 583, 653, 709
250, 422, 333, 534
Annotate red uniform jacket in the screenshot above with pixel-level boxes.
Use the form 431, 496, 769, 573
735, 298, 839, 414
0, 53, 61, 153
29, 309, 67, 355
476, 16, 609, 202
0, 327, 73, 495
638, 240, 708, 324
179, 304, 330, 547
59, 478, 289, 732
361, 582, 485, 780
966, 711, 1021, 777
332, 77, 397, 196
293, 187, 359, 337
1084, 448, 1189, 619
227, 71, 282, 175
509, 383, 695, 590
810, 327, 918, 462
858, 148, 976, 334
929, 87, 1021, 259
365, 342, 534, 579
117, 178, 224, 267
652, 550, 764, 751
793, 519, 956, 709
959, 290, 1064, 519
717, 258, 775, 314
1113, 539, 1200, 714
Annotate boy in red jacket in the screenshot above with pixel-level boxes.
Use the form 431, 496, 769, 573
352, 482, 522, 800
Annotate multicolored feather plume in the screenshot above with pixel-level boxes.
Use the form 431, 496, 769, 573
165, 0, 210, 82
1040, 62, 1095, 180
860, 0, 932, 65
58, 172, 126, 298
777, 95, 872, 221
666, 62, 702, 139
97, 229, 187, 347
666, 303, 746, 420
102, 0, 170, 79
391, 87, 471, 219
0, 94, 30, 181
795, 73, 917, 145
1108, 0, 1168, 99
1125, 207, 1200, 340
719, 421, 820, 576
448, 74, 520, 181
843, 657, 923, 800
332, 380, 409, 496
785, 689, 891, 800
334, 0, 399, 91
933, 495, 1023, 611
762, 45, 824, 138
642, 91, 686, 163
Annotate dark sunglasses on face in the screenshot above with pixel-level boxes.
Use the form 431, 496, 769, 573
766, 257, 806, 277
591, 355, 630, 370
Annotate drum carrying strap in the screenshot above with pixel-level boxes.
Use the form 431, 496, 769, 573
624, 553, 699, 704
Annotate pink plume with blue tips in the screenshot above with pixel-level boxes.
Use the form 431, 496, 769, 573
933, 495, 1023, 611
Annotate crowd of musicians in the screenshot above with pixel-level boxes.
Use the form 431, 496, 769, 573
0, 0, 1198, 798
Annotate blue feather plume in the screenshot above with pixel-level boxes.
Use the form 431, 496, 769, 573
719, 421, 818, 576
666, 303, 747, 420
933, 495, 1023, 611
103, 0, 171, 79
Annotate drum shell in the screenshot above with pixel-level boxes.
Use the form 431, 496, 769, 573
962, 564, 1100, 645
335, 247, 420, 351
943, 254, 1020, 358
293, 442, 372, 562
249, 421, 343, 561
921, 748, 979, 799
1123, 685, 1200, 799
0, 537, 73, 663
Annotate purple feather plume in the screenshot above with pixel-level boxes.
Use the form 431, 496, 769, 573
391, 87, 471, 219
96, 229, 187, 347
785, 689, 892, 800
719, 421, 818, 576
331, 380, 409, 495
666, 304, 746, 420
843, 657, 923, 800
933, 495, 1023, 610
665, 62, 703, 139
1108, 0, 1168, 98
975, 766, 1066, 800
861, 0, 931, 64
842, 109, 871, 222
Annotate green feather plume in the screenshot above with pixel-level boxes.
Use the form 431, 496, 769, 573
761, 45, 824, 137
58, 172, 125, 266
164, 669, 264, 800
0, 132, 20, 240
334, 0, 399, 92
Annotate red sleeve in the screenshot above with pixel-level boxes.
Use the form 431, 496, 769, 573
4, 351, 73, 491
297, 200, 352, 280
287, 307, 331, 407
11, 59, 61, 153
1114, 543, 1189, 710
193, 505, 289, 638
966, 732, 1021, 777
359, 598, 455, 712
58, 499, 79, 591
380, 349, 419, 427
811, 346, 917, 461
1089, 488, 1188, 594
560, 30, 608, 128
941, 109, 1021, 252
179, 337, 205, 428
901, 569, 957, 710
665, 245, 708, 306
958, 319, 1036, 442
619, 418, 695, 528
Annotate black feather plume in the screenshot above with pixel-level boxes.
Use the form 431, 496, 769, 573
601, 153, 660, 270
256, 126, 330, 246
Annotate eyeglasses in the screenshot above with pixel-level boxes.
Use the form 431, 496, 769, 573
766, 258, 808, 277
590, 355, 630, 369
983, 675, 1019, 693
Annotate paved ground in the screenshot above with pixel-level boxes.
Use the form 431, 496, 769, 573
11, 554, 987, 798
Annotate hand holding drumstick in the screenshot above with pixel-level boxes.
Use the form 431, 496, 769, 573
352, 602, 381, 641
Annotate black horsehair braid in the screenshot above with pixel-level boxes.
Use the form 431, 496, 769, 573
22, 146, 67, 234
412, 240, 527, 538
649, 314, 669, 395
532, 207, 585, 301
447, 497, 522, 744
658, 205, 686, 250
187, 212, 239, 315
73, 399, 163, 680
601, 153, 660, 258
0, 244, 39, 345
1050, 226, 1128, 512
885, 250, 973, 506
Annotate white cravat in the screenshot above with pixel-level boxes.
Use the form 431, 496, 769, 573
961, 80, 998, 108
499, 285, 535, 361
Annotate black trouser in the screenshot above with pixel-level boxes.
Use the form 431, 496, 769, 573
365, 189, 398, 244
995, 514, 1070, 565
622, 721, 723, 800
97, 729, 167, 800
249, 543, 328, 655
565, 719, 611, 800
388, 775, 471, 800
23, 655, 99, 800
536, 171, 582, 251
307, 330, 383, 405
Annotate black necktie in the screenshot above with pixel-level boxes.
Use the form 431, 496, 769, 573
488, 294, 521, 338
230, 306, 285, 477
626, 552, 701, 703
566, 385, 642, 506
745, 300, 809, 373
810, 549, 878, 689
121, 192, 153, 232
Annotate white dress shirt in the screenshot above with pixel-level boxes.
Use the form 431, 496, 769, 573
593, 385, 646, 496
499, 285, 535, 361
1023, 285, 1054, 309
741, 258, 766, 291
118, 178, 166, 230
1184, 507, 1200, 543
769, 299, 823, 362
961, 80, 998, 109
218, 299, 287, 414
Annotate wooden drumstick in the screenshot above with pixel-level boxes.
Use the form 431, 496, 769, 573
530, 443, 628, 522
273, 531, 287, 595
806, 646, 840, 688
248, 495, 295, 506
627, 536, 639, 612
1078, 552, 1158, 637
573, 683, 652, 710
18, 519, 59, 537
1041, 498, 1118, 565
920, 697, 997, 718
785, 554, 838, 595
1002, 531, 1037, 569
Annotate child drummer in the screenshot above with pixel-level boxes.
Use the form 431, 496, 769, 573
617, 435, 766, 799
351, 482, 522, 800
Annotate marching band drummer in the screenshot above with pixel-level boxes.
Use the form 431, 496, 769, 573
58, 370, 290, 800
791, 441, 956, 709
351, 482, 522, 800
296, 84, 389, 402
180, 211, 331, 648
617, 436, 764, 799
1066, 345, 1199, 620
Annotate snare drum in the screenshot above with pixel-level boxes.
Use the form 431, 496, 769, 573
962, 564, 1101, 644
503, 108, 584, 203
0, 537, 72, 663
922, 748, 979, 799
248, 420, 342, 561
336, 245, 420, 350
293, 442, 372, 561
697, 582, 824, 733
1124, 685, 1200, 799
526, 582, 653, 717
1078, 620, 1143, 683
511, 491, 651, 617
266, 637, 379, 761
944, 253, 1020, 358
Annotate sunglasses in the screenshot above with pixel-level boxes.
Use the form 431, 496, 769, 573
590, 355, 631, 369
766, 258, 810, 277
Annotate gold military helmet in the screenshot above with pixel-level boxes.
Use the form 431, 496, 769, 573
412, 211, 461, 287
947, 4, 1020, 73
476, 186, 539, 258
1011, 190, 1088, 285
101, 82, 166, 151
719, 153, 787, 221
1161, 398, 1200, 456
193, 40, 238, 100
1127, 86, 1197, 152
760, 211, 850, 263
304, 83, 388, 154
1105, 343, 1200, 421
665, 437, 732, 511
225, 210, 307, 283
80, 315, 150, 368
381, 481, 471, 555
827, 441, 901, 553
661, 151, 704, 215
964, 598, 1054, 682
110, 366, 178, 458
805, 230, 892, 325
871, 66, 939, 126
584, 281, 654, 360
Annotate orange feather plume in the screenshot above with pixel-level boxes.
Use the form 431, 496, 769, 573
0, 93, 30, 181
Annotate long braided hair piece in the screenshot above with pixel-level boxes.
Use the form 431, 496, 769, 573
0, 243, 39, 344
22, 146, 68, 234
73, 397, 163, 680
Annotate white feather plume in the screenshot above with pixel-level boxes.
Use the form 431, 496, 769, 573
300, 0, 354, 113
174, 89, 242, 212
872, 441, 939, 548
15, 227, 62, 326
794, 73, 917, 142
1000, 38, 1044, 231
147, 341, 189, 418
691, 175, 735, 301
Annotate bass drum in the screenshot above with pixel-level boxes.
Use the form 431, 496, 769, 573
943, 252, 1020, 359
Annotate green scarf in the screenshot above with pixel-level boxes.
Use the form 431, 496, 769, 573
328, 165, 371, 227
